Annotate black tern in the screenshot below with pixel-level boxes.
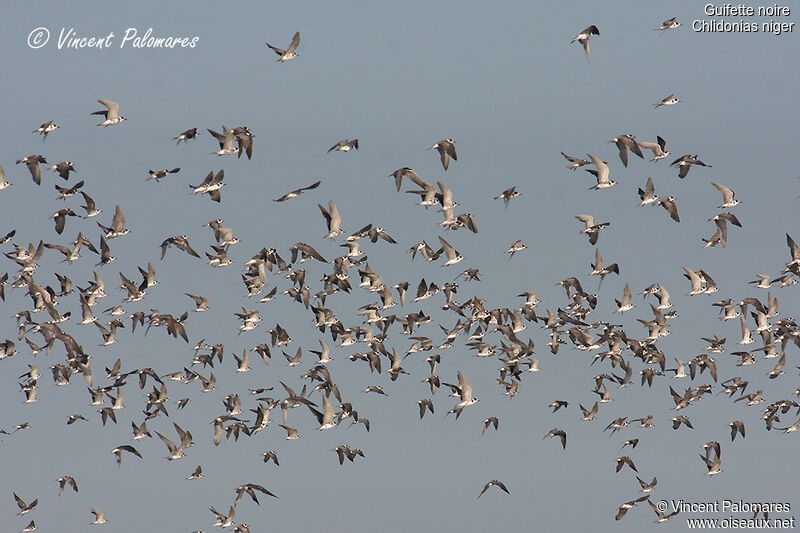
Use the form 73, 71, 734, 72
729, 420, 746, 440
590, 248, 620, 281
90, 508, 107, 524
580, 402, 599, 421
700, 444, 722, 475
14, 493, 38, 515
111, 444, 142, 466
97, 205, 129, 238
571, 25, 599, 61
648, 498, 679, 522
266, 31, 300, 62
450, 371, 478, 407
51, 208, 78, 234
187, 465, 203, 480
235, 483, 277, 505
279, 424, 299, 440
615, 283, 634, 313
209, 505, 235, 528
206, 217, 239, 246
262, 450, 279, 465
653, 94, 680, 107
575, 214, 609, 245
615, 496, 650, 520
16, 155, 47, 185
333, 445, 364, 465
49, 161, 76, 180
208, 127, 238, 156
656, 18, 681, 31
33, 120, 58, 140
185, 293, 209, 312
318, 201, 343, 239
56, 474, 79, 495
55, 180, 84, 200
561, 152, 590, 170
638, 177, 659, 206
656, 196, 680, 222
430, 139, 457, 170
189, 170, 224, 202
173, 128, 199, 143
0, 164, 10, 190
615, 456, 637, 472
711, 182, 740, 208
389, 167, 419, 191
636, 476, 656, 493
92, 99, 125, 126
494, 186, 520, 207
505, 240, 526, 259
233, 126, 254, 159
67, 414, 87, 424
274, 180, 321, 202
609, 135, 643, 167
638, 136, 670, 161
328, 139, 359, 153
438, 236, 463, 266
586, 154, 615, 189
670, 154, 710, 178
79, 191, 101, 218
703, 213, 741, 248
544, 428, 567, 449
478, 480, 510, 498
147, 168, 181, 182
671, 415, 694, 430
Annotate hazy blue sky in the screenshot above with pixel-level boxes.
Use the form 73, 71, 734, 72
2, 2, 800, 532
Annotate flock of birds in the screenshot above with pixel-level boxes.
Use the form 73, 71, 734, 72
1, 20, 799, 531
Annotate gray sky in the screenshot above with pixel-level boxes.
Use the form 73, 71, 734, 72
2, 2, 800, 531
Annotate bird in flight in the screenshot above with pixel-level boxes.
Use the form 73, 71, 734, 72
92, 99, 125, 126
16, 155, 47, 185
173, 127, 199, 144
637, 135, 670, 161
654, 94, 680, 108
430, 139, 457, 170
274, 180, 321, 202
478, 479, 510, 498
571, 25, 599, 61
33, 120, 59, 140
14, 493, 38, 515
266, 31, 300, 62
655, 18, 681, 31
561, 152, 590, 170
328, 139, 359, 153
90, 507, 107, 524
670, 154, 710, 179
